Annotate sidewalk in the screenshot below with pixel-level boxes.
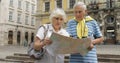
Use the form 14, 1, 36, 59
0, 45, 120, 59
96, 45, 120, 55
0, 45, 27, 58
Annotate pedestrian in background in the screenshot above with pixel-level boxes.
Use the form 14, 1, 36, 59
66, 2, 104, 63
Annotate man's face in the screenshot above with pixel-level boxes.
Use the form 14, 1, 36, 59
74, 6, 86, 21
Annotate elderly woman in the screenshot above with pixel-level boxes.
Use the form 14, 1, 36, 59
34, 8, 69, 63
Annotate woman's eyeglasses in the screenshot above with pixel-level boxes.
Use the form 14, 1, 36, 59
54, 17, 63, 21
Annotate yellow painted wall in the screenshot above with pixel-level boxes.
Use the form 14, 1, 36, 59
67, 15, 74, 21
41, 17, 50, 24
38, 0, 109, 24
62, 0, 67, 10
40, 0, 75, 24
37, 0, 120, 43
50, 0, 55, 11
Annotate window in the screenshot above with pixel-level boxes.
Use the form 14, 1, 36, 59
18, 0, 22, 9
45, 2, 50, 12
31, 0, 35, 2
31, 33, 34, 42
106, 0, 114, 8
106, 32, 115, 39
69, 0, 75, 9
26, 2, 29, 11
118, 24, 120, 29
8, 31, 13, 44
31, 17, 34, 26
9, 0, 13, 6
106, 15, 115, 24
9, 11, 13, 21
17, 14, 21, 23
17, 31, 21, 45
25, 32, 28, 42
31, 4, 35, 14
56, 0, 62, 8
100, 26, 102, 30
25, 15, 29, 25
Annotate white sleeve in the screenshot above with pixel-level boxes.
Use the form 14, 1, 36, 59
36, 26, 45, 40
61, 29, 70, 37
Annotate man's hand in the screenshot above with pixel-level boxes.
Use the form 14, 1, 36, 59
88, 42, 94, 50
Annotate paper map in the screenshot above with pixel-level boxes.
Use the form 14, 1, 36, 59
50, 32, 91, 56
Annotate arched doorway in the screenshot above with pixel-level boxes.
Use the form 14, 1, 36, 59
105, 27, 116, 44
31, 33, 34, 42
8, 31, 13, 44
17, 31, 21, 45
24, 32, 28, 46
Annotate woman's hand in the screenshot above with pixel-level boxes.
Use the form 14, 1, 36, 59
34, 41, 43, 50
34, 37, 45, 51
43, 38, 52, 45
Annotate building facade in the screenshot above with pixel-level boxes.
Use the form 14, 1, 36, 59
36, 0, 120, 44
87, 0, 120, 44
0, 0, 37, 45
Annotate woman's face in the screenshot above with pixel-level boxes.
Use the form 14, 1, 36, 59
74, 5, 86, 21
52, 16, 64, 30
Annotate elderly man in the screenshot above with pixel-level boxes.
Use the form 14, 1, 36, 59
66, 2, 104, 63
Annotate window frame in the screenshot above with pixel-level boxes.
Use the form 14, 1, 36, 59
26, 1, 29, 12
31, 17, 35, 26
31, 4, 35, 14
69, 0, 75, 9
25, 15, 29, 25
17, 13, 21, 23
9, 0, 13, 6
18, 0, 22, 9
44, 2, 50, 12
9, 11, 13, 21
56, 0, 62, 8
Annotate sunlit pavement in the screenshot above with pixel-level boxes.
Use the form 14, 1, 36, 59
0, 45, 27, 58
96, 45, 120, 55
0, 45, 120, 59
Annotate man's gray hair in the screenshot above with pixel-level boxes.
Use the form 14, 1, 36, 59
49, 8, 66, 22
73, 2, 87, 10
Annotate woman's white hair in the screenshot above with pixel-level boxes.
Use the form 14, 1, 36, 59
49, 8, 66, 22
73, 2, 87, 10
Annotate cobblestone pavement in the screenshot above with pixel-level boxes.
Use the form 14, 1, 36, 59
0, 45, 120, 59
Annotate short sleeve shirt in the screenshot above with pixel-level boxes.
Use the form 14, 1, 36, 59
66, 19, 102, 63
35, 24, 69, 63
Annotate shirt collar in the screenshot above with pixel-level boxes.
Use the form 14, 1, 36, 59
48, 24, 63, 34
